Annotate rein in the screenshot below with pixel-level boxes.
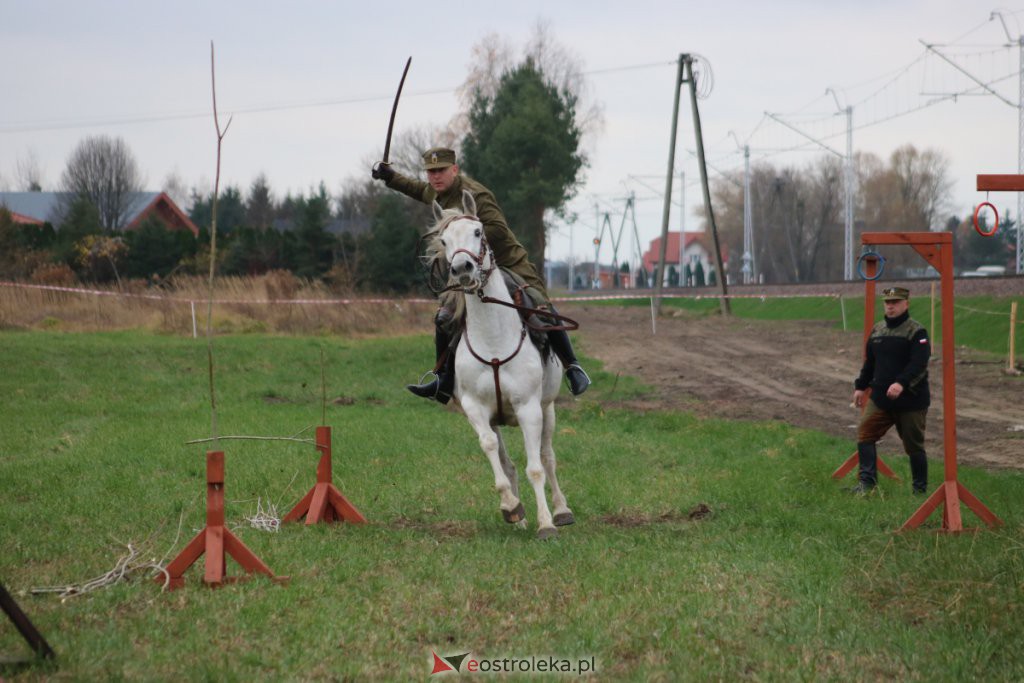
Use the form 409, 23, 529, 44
477, 289, 580, 332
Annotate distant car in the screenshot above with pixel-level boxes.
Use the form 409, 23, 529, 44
962, 265, 1007, 277
976, 265, 1007, 276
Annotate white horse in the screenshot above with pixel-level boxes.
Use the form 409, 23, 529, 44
429, 191, 574, 539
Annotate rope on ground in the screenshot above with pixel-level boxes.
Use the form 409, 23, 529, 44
30, 542, 170, 599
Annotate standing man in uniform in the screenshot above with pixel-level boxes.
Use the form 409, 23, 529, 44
372, 147, 590, 403
852, 286, 931, 494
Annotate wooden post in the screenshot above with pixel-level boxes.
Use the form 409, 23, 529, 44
1010, 302, 1019, 373
930, 281, 936, 351
283, 426, 367, 525
0, 582, 54, 661
162, 450, 285, 590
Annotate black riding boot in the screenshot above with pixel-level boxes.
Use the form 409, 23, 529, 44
406, 321, 455, 404
852, 441, 878, 494
908, 451, 928, 494
547, 328, 591, 396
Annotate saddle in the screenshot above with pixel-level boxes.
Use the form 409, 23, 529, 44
499, 269, 551, 355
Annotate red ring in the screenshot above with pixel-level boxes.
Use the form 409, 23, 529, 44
973, 201, 998, 237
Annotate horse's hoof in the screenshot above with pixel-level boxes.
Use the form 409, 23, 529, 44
553, 511, 576, 527
502, 503, 526, 524
536, 527, 559, 540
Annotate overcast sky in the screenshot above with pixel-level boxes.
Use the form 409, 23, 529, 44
2, 1, 1023, 263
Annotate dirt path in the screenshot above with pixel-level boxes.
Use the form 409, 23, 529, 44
563, 304, 1024, 471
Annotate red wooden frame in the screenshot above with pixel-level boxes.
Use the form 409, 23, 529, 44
976, 174, 1024, 191
162, 450, 285, 590
856, 232, 1001, 532
283, 426, 367, 525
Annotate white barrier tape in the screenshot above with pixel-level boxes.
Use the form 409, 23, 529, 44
953, 303, 1016, 317
0, 281, 435, 305
2, 280, 848, 306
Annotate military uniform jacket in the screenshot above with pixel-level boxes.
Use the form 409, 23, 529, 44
854, 311, 931, 411
386, 171, 549, 304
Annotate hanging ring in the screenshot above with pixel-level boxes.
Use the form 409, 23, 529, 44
973, 201, 998, 237
856, 251, 885, 281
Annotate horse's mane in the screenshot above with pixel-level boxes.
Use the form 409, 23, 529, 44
422, 207, 466, 319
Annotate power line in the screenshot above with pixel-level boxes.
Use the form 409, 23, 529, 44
0, 61, 675, 135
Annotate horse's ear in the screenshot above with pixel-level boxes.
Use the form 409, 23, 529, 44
432, 200, 445, 222
462, 190, 477, 218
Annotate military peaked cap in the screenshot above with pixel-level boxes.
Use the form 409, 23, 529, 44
882, 286, 910, 301
422, 147, 456, 170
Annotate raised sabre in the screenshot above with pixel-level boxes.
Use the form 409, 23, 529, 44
381, 56, 412, 165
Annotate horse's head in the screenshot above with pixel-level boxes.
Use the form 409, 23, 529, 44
430, 190, 493, 292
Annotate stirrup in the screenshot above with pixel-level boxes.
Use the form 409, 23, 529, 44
406, 372, 439, 399
565, 363, 591, 396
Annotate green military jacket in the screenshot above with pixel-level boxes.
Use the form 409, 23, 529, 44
385, 171, 549, 304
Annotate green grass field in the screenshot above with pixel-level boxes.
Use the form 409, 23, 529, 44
1, 330, 1023, 680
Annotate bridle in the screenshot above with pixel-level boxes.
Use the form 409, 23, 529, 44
435, 214, 496, 295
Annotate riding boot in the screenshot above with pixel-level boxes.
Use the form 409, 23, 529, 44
406, 318, 456, 405
852, 441, 878, 494
547, 328, 591, 396
908, 451, 928, 494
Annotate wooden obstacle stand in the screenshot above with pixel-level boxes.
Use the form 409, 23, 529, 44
162, 451, 285, 590
840, 231, 1002, 532
283, 426, 366, 525
0, 581, 54, 666
161, 426, 364, 590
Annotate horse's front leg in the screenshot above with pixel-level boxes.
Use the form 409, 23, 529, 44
540, 401, 574, 527
496, 429, 526, 528
463, 399, 524, 524
515, 401, 556, 538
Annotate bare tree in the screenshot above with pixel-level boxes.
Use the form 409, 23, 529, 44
16, 150, 44, 191
712, 156, 843, 283
453, 21, 603, 146
888, 144, 952, 230
162, 170, 190, 210
59, 135, 144, 230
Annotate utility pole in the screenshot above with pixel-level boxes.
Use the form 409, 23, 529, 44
743, 143, 755, 283
654, 55, 684, 314
568, 216, 574, 291
684, 54, 730, 314
679, 169, 685, 285
923, 14, 1023, 273
731, 131, 756, 284
593, 203, 600, 288
827, 88, 855, 281
990, 12, 1023, 273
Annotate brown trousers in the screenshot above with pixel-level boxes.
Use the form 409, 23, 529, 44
857, 398, 927, 454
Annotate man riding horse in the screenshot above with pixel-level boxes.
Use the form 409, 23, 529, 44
372, 147, 590, 403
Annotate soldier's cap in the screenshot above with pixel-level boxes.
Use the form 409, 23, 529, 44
882, 286, 910, 301
422, 147, 456, 170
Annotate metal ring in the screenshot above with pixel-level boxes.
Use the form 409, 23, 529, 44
973, 201, 999, 237
856, 251, 885, 281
